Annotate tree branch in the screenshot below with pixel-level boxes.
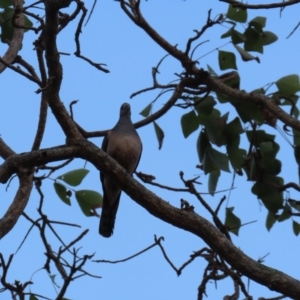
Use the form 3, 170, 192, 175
0, 168, 33, 239
203, 72, 300, 132
43, 1, 82, 140
1, 134, 300, 297
0, 0, 24, 74
219, 0, 300, 9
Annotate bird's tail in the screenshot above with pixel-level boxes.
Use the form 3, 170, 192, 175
99, 195, 120, 238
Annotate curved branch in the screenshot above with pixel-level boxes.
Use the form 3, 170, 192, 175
134, 79, 187, 129
0, 139, 34, 239
73, 139, 300, 299
75, 78, 188, 138
219, 0, 300, 9
0, 0, 24, 74
31, 93, 48, 151
204, 73, 300, 132
120, 1, 191, 69
0, 138, 15, 159
0, 143, 79, 183
185, 9, 221, 55
1, 135, 300, 297
43, 1, 82, 140
0, 168, 33, 239
73, 1, 109, 73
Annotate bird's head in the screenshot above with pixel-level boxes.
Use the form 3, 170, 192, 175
120, 102, 131, 118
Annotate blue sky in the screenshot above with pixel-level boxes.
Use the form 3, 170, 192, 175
1, 1, 300, 299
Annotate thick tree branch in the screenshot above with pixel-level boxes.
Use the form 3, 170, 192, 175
73, 78, 189, 138
0, 139, 34, 239
73, 139, 300, 299
0, 143, 79, 183
0, 138, 15, 159
0, 2, 299, 294
204, 73, 300, 132
1, 135, 300, 296
0, 168, 33, 239
120, 1, 192, 70
120, 1, 300, 137
219, 0, 300, 9
0, 0, 24, 74
31, 93, 48, 151
43, 1, 82, 140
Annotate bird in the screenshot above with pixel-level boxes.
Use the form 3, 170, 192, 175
99, 103, 142, 238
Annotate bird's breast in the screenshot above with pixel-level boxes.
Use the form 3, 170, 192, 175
106, 132, 141, 174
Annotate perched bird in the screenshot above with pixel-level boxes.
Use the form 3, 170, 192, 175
99, 103, 142, 238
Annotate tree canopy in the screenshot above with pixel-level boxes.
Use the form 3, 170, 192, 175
1, 0, 300, 299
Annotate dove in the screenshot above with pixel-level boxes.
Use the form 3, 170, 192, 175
99, 103, 142, 237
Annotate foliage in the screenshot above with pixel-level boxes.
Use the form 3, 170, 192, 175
1, 1, 300, 299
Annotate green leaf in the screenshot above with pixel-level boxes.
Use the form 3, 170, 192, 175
251, 87, 265, 94
53, 182, 71, 206
181, 110, 199, 138
75, 190, 103, 216
266, 211, 276, 231
246, 130, 275, 146
0, 0, 13, 8
262, 31, 278, 46
49, 274, 57, 284
0, 8, 14, 44
58, 169, 89, 186
197, 130, 210, 163
276, 74, 300, 96
208, 169, 220, 196
207, 64, 218, 77
204, 116, 227, 146
263, 157, 281, 176
48, 273, 61, 289
233, 44, 260, 63
195, 96, 216, 117
221, 26, 233, 39
293, 128, 300, 146
288, 198, 300, 212
249, 16, 266, 30
208, 147, 230, 172
294, 145, 300, 166
293, 105, 300, 119
278, 203, 291, 222
293, 220, 300, 236
50, 274, 56, 281
202, 146, 217, 174
225, 207, 241, 236
227, 146, 246, 171
252, 178, 283, 213
251, 177, 277, 198
231, 30, 246, 44
230, 98, 264, 124
223, 20, 236, 26
225, 117, 244, 136
226, 4, 247, 23
244, 27, 263, 53
280, 94, 299, 108
248, 155, 257, 181
153, 121, 164, 150
216, 74, 240, 103
218, 50, 237, 70
140, 103, 152, 117
220, 111, 229, 123
259, 141, 273, 155
24, 15, 33, 32
29, 294, 39, 300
